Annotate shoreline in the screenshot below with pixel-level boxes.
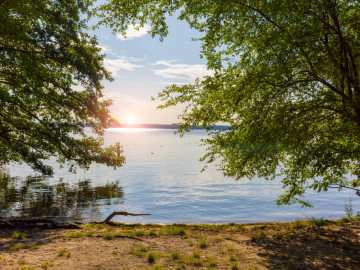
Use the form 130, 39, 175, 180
1, 219, 359, 269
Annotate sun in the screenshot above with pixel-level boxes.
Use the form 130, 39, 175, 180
126, 116, 136, 125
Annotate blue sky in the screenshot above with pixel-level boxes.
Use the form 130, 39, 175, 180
91, 16, 212, 125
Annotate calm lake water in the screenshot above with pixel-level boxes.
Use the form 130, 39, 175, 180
3, 128, 360, 224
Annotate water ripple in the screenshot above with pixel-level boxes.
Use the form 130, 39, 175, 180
5, 128, 360, 223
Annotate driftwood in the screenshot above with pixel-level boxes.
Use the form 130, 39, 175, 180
0, 211, 151, 229
102, 211, 151, 223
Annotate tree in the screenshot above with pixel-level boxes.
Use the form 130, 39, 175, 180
96, 0, 360, 205
0, 0, 125, 175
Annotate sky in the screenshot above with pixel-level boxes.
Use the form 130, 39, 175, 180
91, 15, 212, 125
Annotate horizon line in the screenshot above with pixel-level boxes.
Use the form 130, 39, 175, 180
109, 123, 230, 130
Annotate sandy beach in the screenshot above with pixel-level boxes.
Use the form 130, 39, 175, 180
0, 220, 359, 269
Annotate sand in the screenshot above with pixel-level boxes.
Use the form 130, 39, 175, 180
1, 220, 360, 269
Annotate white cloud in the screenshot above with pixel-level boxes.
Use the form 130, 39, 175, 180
151, 60, 177, 66
104, 57, 143, 76
160, 81, 189, 85
152, 60, 213, 81
116, 24, 151, 40
97, 45, 112, 54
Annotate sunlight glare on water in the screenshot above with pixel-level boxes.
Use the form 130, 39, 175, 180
5, 128, 360, 224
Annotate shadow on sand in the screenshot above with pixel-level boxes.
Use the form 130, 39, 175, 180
248, 221, 360, 269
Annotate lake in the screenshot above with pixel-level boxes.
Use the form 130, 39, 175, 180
2, 128, 360, 224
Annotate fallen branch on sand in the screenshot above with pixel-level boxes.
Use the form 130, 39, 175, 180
102, 211, 151, 223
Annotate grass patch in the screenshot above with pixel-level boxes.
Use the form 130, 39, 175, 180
178, 252, 203, 266
139, 246, 149, 252
148, 230, 157, 236
313, 233, 322, 240
226, 246, 235, 251
6, 243, 22, 251
103, 233, 114, 240
112, 250, 118, 255
153, 264, 166, 270
103, 230, 148, 239
129, 249, 146, 257
66, 231, 93, 238
186, 254, 202, 266
17, 259, 26, 264
192, 251, 201, 258
66, 232, 83, 238
163, 227, 186, 236
147, 252, 156, 264
230, 262, 239, 270
57, 249, 71, 257
293, 220, 309, 229
143, 251, 165, 264
206, 257, 217, 267
180, 256, 202, 267
251, 230, 267, 241
176, 262, 186, 269
229, 254, 238, 261
311, 218, 327, 227
129, 245, 149, 256
197, 240, 209, 248
125, 231, 146, 237
274, 232, 283, 240
30, 245, 41, 249
11, 231, 26, 240
339, 217, 350, 223
40, 261, 54, 269
41, 262, 49, 269
171, 250, 181, 260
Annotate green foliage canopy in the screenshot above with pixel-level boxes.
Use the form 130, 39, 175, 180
0, 0, 125, 175
97, 0, 360, 205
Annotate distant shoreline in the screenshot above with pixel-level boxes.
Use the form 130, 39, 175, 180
110, 124, 229, 130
